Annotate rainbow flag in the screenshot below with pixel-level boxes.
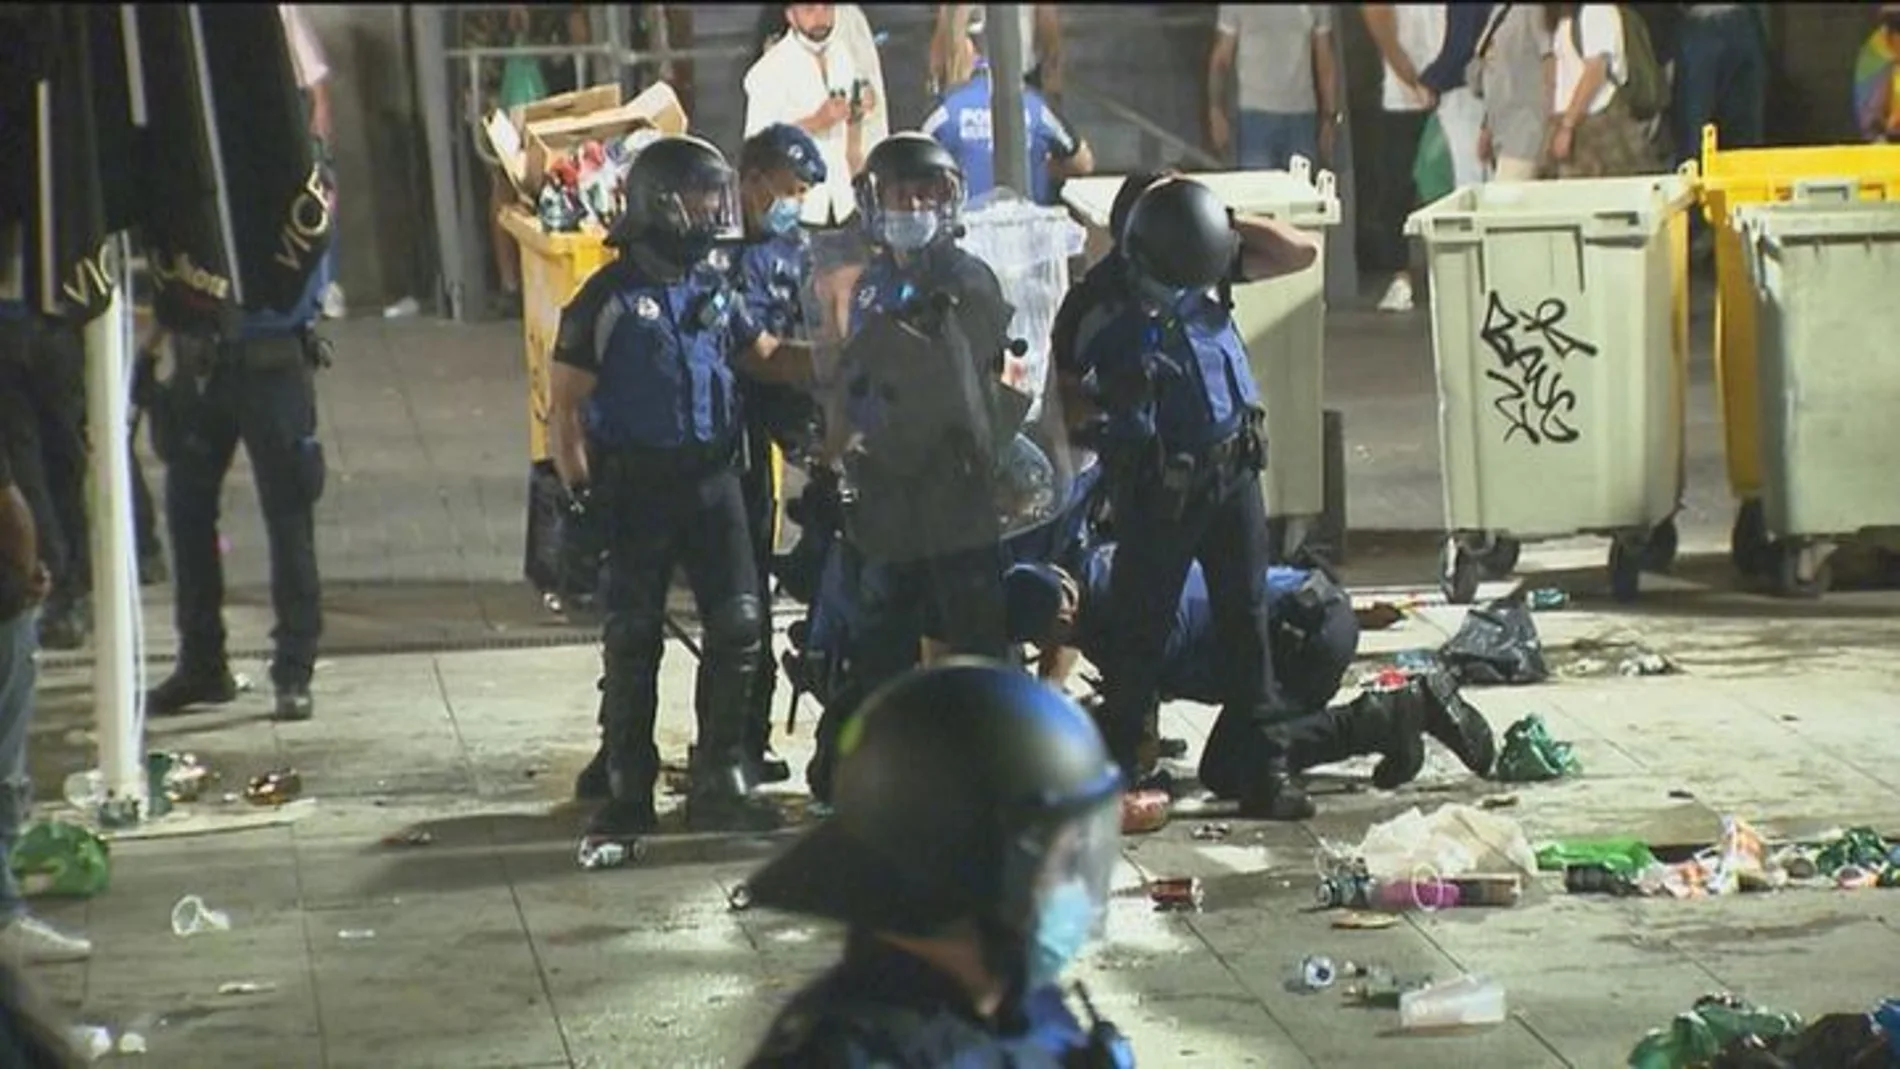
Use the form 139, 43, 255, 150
1856, 27, 1900, 141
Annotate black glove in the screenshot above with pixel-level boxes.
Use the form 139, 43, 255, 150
564, 483, 593, 522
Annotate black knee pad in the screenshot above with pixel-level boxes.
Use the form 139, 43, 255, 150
702, 593, 764, 650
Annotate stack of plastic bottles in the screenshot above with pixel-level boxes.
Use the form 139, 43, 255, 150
535, 128, 665, 235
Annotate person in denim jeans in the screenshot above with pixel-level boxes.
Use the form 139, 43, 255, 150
0, 443, 91, 964
1207, 5, 1340, 171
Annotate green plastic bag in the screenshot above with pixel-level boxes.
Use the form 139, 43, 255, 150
1411, 115, 1455, 204
1626, 997, 1804, 1069
9, 820, 111, 899
498, 55, 549, 112
1535, 836, 1658, 878
1494, 714, 1581, 783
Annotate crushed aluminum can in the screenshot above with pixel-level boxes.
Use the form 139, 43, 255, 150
727, 883, 753, 912
1148, 877, 1203, 913
159, 751, 211, 803
1190, 822, 1231, 842
1121, 789, 1170, 835
576, 837, 644, 871
381, 829, 434, 848
244, 768, 303, 807
1526, 588, 1570, 611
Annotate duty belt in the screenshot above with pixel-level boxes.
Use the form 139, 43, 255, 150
598, 436, 740, 475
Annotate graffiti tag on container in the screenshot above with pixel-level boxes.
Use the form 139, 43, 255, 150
1479, 292, 1599, 445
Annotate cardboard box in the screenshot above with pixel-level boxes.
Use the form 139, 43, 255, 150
489, 82, 690, 202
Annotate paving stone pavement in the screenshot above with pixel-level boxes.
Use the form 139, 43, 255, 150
22, 301, 1900, 1066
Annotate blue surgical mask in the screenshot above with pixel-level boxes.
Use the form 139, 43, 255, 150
1027, 880, 1099, 989
879, 209, 939, 252
764, 197, 803, 237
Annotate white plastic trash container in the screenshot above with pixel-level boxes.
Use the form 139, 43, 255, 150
958, 191, 1087, 422
1063, 160, 1342, 552
1405, 175, 1695, 604
1731, 195, 1900, 599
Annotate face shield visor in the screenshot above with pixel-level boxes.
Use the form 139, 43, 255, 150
857, 170, 965, 253
1014, 788, 1121, 991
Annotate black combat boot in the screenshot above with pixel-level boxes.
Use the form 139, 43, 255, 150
1239, 755, 1317, 821
1331, 684, 1430, 790
147, 664, 240, 717
574, 676, 611, 801
1415, 666, 1498, 777
584, 661, 661, 838
686, 643, 782, 833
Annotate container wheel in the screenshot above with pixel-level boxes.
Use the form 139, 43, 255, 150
1476, 536, 1521, 579
1644, 517, 1680, 574
1608, 539, 1643, 603
1439, 538, 1480, 605
1770, 541, 1831, 600
1730, 500, 1771, 577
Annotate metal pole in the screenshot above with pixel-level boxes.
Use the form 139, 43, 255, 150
412, 5, 470, 321
1321, 19, 1358, 307
85, 235, 144, 824
987, 5, 1030, 198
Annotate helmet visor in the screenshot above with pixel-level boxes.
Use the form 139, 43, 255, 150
1029, 792, 1122, 941
663, 168, 744, 244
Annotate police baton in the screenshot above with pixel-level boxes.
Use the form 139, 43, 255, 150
662, 612, 703, 661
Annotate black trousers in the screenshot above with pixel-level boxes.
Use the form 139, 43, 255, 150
1099, 440, 1290, 779
738, 425, 779, 760
1361, 109, 1431, 277
151, 337, 324, 688
804, 538, 1011, 801
0, 319, 90, 607
593, 444, 763, 800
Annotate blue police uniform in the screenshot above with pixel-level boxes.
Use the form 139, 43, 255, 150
731, 227, 816, 775
802, 243, 1018, 802
1064, 545, 1357, 713
923, 59, 1084, 206
1057, 243, 1287, 779
149, 244, 330, 701
748, 934, 1134, 1068
553, 248, 770, 809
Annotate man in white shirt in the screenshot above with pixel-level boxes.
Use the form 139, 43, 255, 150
1360, 4, 1445, 314
1207, 5, 1340, 172
744, 4, 887, 334
280, 5, 331, 143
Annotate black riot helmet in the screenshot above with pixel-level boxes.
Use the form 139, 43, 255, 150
855, 132, 967, 253
1121, 176, 1239, 303
1107, 169, 1179, 249
608, 134, 742, 269
747, 662, 1123, 991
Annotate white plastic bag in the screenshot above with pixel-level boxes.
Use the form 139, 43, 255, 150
1356, 803, 1539, 880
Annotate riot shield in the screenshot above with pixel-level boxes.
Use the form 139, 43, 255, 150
802, 242, 1075, 565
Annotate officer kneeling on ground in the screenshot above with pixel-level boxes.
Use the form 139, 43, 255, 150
549, 135, 813, 840
802, 133, 1045, 803
744, 662, 1135, 1067
1002, 548, 1498, 818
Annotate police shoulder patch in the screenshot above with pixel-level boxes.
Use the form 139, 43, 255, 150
634, 295, 662, 321
857, 285, 878, 310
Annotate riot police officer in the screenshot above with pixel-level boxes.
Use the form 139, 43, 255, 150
1004, 548, 1501, 813
745, 662, 1135, 1068
800, 132, 1039, 803
1060, 175, 1408, 819
143, 233, 333, 724
547, 135, 811, 839
732, 122, 827, 786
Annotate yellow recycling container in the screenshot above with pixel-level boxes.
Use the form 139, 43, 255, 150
1694, 125, 1900, 572
497, 206, 613, 463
